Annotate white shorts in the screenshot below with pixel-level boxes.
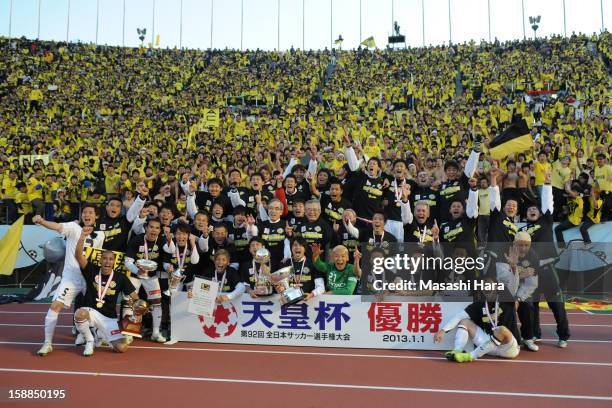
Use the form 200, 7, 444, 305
385, 219, 404, 243
84, 307, 123, 343
473, 326, 520, 359
52, 278, 86, 308
129, 276, 162, 300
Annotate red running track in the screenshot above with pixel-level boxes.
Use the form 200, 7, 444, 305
0, 303, 611, 408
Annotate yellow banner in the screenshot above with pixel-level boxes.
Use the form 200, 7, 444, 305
84, 247, 128, 276
202, 108, 220, 128
0, 215, 25, 276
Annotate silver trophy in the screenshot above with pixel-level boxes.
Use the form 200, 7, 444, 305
136, 259, 158, 273
164, 268, 185, 296
253, 248, 273, 296
270, 266, 306, 306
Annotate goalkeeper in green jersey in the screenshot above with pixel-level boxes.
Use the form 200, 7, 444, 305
311, 243, 362, 295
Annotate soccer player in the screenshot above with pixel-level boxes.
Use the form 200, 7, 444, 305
383, 159, 409, 241
345, 209, 397, 249
279, 238, 326, 299
201, 250, 246, 302
99, 182, 148, 251
343, 138, 388, 221
163, 222, 201, 288
312, 244, 362, 295
34, 205, 105, 356
487, 165, 519, 243
296, 199, 333, 255
436, 141, 480, 223
124, 217, 169, 343
256, 198, 291, 270
520, 170, 570, 347
439, 177, 479, 253
434, 277, 520, 362
73, 226, 139, 356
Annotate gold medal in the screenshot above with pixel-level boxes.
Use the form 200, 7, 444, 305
96, 301, 103, 308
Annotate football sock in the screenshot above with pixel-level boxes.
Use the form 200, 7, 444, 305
454, 325, 469, 351
74, 318, 94, 343
152, 305, 162, 334
44, 309, 59, 344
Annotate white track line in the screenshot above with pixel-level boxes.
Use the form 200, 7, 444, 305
1, 341, 612, 367
0, 367, 610, 401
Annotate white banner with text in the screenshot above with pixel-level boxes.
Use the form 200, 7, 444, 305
170, 292, 469, 350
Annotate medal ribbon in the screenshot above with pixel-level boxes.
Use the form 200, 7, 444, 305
418, 224, 428, 244
484, 299, 499, 330
373, 228, 385, 245
175, 243, 187, 271
291, 257, 306, 286
213, 269, 227, 293
143, 236, 157, 261
96, 269, 114, 306
394, 178, 404, 204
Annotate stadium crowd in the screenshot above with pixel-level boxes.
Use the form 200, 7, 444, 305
0, 31, 610, 360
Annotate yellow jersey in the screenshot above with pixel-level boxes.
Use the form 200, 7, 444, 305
27, 177, 44, 201
551, 161, 571, 190
567, 196, 583, 226
2, 177, 17, 200
534, 161, 551, 186
594, 164, 611, 193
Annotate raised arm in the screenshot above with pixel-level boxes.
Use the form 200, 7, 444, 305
32, 215, 62, 232
488, 166, 502, 212
126, 182, 148, 223
464, 149, 480, 179
466, 177, 479, 219
75, 226, 92, 269
541, 170, 553, 215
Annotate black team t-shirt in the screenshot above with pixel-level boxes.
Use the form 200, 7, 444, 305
81, 264, 135, 319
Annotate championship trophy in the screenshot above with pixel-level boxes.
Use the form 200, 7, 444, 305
252, 248, 273, 296
136, 259, 158, 275
120, 299, 151, 338
165, 267, 186, 296
270, 266, 306, 306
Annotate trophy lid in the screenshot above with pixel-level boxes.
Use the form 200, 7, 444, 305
254, 248, 271, 263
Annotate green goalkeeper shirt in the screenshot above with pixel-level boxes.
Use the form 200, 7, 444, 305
313, 258, 358, 295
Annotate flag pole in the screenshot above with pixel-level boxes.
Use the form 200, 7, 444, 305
240, 0, 243, 50
152, 0, 156, 46
359, 0, 362, 43
122, 0, 126, 46
96, 0, 100, 44
421, 0, 425, 46
37, 0, 41, 39
210, 0, 214, 49
180, 0, 184, 48
330, 0, 333, 49
66, 0, 71, 42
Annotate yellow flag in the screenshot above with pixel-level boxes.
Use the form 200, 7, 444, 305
360, 36, 376, 48
0, 215, 25, 276
155, 34, 160, 46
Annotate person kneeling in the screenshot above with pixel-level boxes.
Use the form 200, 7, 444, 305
75, 226, 139, 356
434, 279, 520, 362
